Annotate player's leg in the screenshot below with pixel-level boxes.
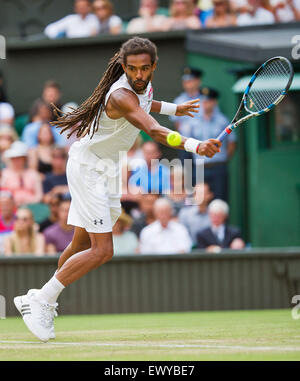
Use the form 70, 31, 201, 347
55, 231, 113, 287
57, 226, 91, 270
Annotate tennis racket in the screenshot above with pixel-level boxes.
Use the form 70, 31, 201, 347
216, 56, 294, 143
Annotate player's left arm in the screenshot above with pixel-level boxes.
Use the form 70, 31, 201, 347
151, 99, 200, 117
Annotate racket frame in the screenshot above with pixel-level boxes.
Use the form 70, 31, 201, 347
216, 56, 294, 142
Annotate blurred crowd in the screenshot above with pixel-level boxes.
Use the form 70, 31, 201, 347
42, 0, 300, 39
0, 62, 247, 256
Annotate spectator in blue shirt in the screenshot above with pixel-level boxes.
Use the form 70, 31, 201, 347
128, 141, 171, 194
190, 87, 236, 201
170, 67, 204, 186
22, 101, 67, 148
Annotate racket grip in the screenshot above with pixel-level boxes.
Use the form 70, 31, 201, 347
216, 127, 233, 143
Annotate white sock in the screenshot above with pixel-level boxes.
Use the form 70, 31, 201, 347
35, 276, 65, 304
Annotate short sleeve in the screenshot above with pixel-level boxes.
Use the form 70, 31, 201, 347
109, 15, 122, 28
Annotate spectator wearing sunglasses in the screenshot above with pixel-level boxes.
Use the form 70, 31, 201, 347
4, 207, 46, 256
93, 0, 122, 34
205, 0, 237, 27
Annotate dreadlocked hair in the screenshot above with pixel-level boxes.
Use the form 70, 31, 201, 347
52, 37, 158, 139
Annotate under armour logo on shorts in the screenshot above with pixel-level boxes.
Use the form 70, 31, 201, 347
94, 219, 104, 225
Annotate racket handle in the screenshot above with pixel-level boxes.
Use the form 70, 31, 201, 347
216, 126, 233, 143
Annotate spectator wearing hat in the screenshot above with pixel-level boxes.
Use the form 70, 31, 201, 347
0, 78, 15, 127
0, 190, 17, 254
112, 209, 139, 255
190, 87, 236, 201
43, 193, 74, 254
127, 0, 169, 34
0, 124, 18, 169
1, 142, 43, 206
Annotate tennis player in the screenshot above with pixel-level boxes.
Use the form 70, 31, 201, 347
14, 37, 221, 342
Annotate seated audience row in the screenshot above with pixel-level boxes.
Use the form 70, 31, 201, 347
0, 185, 245, 256
43, 0, 300, 40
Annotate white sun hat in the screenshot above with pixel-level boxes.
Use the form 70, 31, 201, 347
4, 141, 28, 159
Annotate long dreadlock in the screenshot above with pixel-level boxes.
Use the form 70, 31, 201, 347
52, 37, 158, 139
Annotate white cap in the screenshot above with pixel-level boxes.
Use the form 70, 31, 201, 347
4, 141, 28, 159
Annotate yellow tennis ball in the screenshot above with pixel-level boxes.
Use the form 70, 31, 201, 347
167, 131, 182, 146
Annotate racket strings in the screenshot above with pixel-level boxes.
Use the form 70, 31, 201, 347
246, 59, 291, 113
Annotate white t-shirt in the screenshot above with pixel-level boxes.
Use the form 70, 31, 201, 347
139, 220, 192, 254
0, 102, 15, 121
44, 14, 100, 39
68, 73, 153, 170
237, 7, 275, 25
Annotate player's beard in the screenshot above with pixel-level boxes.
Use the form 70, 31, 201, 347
126, 72, 152, 94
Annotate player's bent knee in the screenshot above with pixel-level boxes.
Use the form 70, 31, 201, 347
89, 247, 113, 268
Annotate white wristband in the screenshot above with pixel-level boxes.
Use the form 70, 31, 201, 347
160, 101, 177, 116
184, 138, 202, 154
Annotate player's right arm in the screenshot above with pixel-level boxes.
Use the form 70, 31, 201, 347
107, 88, 221, 158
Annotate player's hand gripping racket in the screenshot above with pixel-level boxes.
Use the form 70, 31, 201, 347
216, 56, 294, 143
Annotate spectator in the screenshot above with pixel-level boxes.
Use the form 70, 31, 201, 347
128, 141, 171, 194
190, 87, 236, 201
139, 198, 192, 254
43, 193, 74, 254
237, 0, 275, 25
0, 83, 15, 127
93, 0, 122, 34
166, 0, 202, 30
178, 182, 213, 246
112, 209, 139, 254
42, 146, 69, 204
0, 124, 18, 169
127, 0, 169, 34
30, 80, 63, 122
196, 199, 245, 252
22, 101, 66, 148
170, 67, 203, 181
130, 193, 159, 237
0, 190, 16, 254
271, 0, 300, 22
4, 207, 45, 256
1, 142, 43, 206
39, 193, 61, 233
44, 0, 99, 39
205, 0, 237, 27
27, 123, 54, 179
163, 165, 190, 217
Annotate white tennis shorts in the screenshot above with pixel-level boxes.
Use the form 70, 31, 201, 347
66, 158, 122, 233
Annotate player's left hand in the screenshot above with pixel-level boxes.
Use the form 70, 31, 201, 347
175, 99, 200, 117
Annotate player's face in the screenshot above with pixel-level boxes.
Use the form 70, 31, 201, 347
123, 54, 156, 94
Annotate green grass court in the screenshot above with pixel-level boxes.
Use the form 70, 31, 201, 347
0, 309, 300, 361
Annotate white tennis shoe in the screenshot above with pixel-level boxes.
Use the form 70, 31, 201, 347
14, 289, 58, 342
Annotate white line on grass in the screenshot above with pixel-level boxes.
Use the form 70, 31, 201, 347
1, 340, 300, 352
